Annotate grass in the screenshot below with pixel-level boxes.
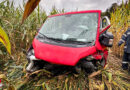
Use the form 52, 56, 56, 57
0, 0, 130, 90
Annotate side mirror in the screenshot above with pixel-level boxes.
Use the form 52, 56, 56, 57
102, 16, 110, 28
99, 32, 114, 47
100, 16, 111, 34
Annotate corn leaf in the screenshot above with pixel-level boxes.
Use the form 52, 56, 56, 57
42, 82, 51, 90
7, 85, 15, 90
88, 70, 101, 78
22, 0, 41, 23
100, 82, 104, 90
45, 84, 51, 90
65, 78, 69, 90
0, 74, 6, 79
0, 26, 11, 54
42, 82, 46, 89
106, 72, 112, 82
104, 80, 112, 90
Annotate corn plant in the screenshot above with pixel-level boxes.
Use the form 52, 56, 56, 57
0, 0, 47, 61
109, 1, 130, 57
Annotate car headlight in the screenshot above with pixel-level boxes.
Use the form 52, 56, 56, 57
27, 49, 39, 61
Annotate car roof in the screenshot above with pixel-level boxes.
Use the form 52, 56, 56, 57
48, 10, 101, 18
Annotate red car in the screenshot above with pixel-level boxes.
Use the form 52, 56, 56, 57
26, 10, 113, 75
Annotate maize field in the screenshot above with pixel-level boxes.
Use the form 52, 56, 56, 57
110, 2, 130, 57
0, 0, 130, 90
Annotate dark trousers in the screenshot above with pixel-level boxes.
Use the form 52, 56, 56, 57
122, 52, 130, 70
123, 52, 130, 62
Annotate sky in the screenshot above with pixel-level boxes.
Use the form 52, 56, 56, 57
0, 0, 128, 14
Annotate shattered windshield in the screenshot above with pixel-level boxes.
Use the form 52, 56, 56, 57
39, 13, 98, 43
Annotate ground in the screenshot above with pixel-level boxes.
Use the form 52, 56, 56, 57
0, 52, 130, 90
108, 53, 122, 70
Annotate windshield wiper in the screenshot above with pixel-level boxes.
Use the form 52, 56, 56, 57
86, 40, 94, 43
65, 38, 95, 45
37, 33, 94, 45
38, 33, 63, 41
38, 32, 48, 39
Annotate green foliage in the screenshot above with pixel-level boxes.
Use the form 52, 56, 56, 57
0, 0, 47, 57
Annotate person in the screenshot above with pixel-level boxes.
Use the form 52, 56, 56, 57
118, 26, 130, 70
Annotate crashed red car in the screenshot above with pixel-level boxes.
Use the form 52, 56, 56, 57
26, 10, 114, 75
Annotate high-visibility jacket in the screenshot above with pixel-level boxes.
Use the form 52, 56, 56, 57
118, 28, 130, 53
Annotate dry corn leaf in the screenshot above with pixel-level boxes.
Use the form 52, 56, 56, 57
88, 70, 101, 78
7, 85, 15, 90
88, 79, 94, 90
104, 80, 112, 90
0, 74, 6, 79
65, 78, 69, 90
112, 81, 125, 89
22, 0, 41, 23
99, 82, 104, 90
116, 78, 130, 89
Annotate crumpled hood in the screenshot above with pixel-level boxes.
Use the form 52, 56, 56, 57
33, 38, 97, 66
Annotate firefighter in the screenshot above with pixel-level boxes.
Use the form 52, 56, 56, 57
118, 26, 130, 70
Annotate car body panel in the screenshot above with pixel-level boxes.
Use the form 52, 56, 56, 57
33, 38, 97, 66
